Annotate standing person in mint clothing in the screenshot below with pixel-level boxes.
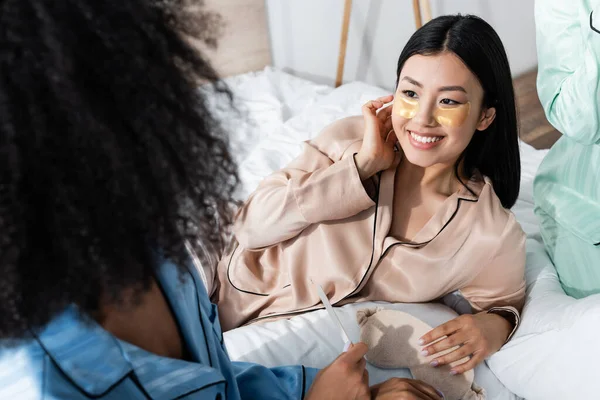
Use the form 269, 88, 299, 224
0, 0, 443, 399
534, 0, 600, 298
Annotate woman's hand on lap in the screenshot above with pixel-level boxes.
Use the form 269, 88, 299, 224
418, 312, 512, 374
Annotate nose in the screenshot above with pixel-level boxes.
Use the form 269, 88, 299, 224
412, 100, 437, 127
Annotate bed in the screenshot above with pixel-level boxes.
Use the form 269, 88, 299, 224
200, 2, 598, 399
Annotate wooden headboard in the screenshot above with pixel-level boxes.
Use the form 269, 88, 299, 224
335, 0, 432, 87
190, 0, 272, 77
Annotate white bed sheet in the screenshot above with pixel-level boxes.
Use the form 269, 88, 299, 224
215, 68, 599, 400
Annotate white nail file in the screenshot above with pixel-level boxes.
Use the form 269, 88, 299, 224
311, 280, 353, 347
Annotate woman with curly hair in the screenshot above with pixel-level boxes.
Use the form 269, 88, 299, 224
0, 0, 442, 399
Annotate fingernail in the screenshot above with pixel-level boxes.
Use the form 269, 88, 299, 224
436, 389, 445, 399
420, 350, 429, 357
450, 370, 458, 376
430, 360, 439, 367
418, 339, 425, 345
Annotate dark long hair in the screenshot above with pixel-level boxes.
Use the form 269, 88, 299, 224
396, 15, 520, 208
0, 0, 238, 338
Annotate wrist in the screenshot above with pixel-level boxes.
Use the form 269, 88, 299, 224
486, 312, 513, 341
354, 153, 379, 180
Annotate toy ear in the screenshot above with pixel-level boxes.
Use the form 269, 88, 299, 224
356, 307, 382, 327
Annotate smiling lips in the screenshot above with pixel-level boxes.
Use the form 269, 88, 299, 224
408, 130, 444, 149
410, 131, 443, 143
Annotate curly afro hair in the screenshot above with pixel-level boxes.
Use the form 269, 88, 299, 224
0, 0, 238, 338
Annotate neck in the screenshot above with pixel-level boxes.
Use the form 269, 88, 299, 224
398, 158, 461, 195
96, 280, 184, 360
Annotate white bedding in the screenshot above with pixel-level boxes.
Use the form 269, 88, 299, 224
216, 67, 598, 400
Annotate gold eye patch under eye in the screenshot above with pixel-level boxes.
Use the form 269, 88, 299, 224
393, 97, 471, 128
392, 96, 419, 119
433, 103, 471, 128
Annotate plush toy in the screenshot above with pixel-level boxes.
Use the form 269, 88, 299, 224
357, 308, 485, 400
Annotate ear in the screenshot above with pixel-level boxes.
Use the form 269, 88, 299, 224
476, 107, 496, 131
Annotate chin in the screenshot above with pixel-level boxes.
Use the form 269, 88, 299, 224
401, 150, 440, 168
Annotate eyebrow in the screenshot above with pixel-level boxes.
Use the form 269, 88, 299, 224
401, 76, 467, 93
